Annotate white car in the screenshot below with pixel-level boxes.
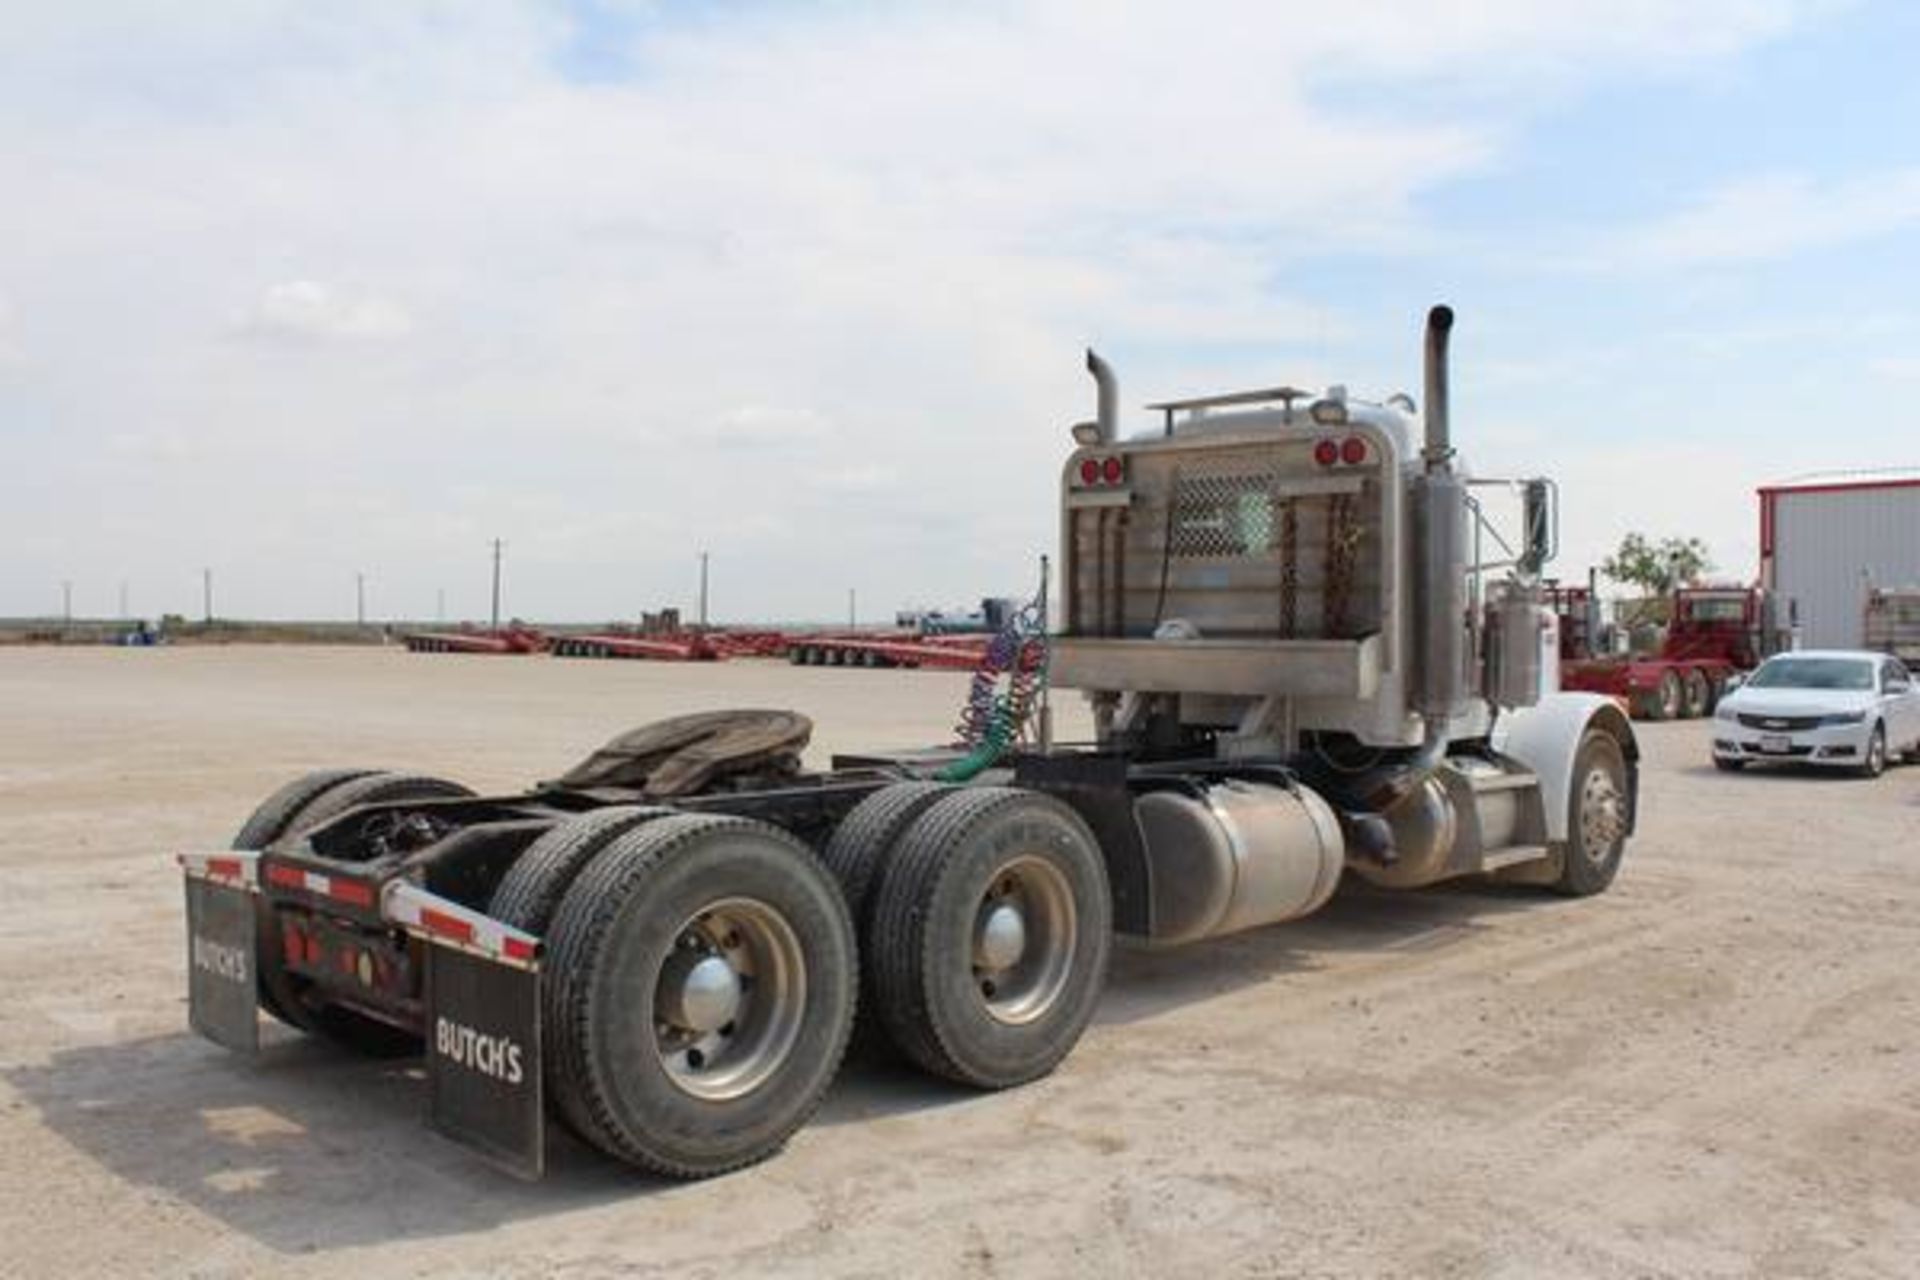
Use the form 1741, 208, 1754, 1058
1713, 650, 1920, 777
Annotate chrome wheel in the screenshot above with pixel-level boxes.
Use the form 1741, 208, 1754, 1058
1578, 766, 1626, 863
972, 855, 1077, 1026
652, 897, 806, 1101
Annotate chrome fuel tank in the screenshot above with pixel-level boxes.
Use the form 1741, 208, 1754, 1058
1133, 779, 1344, 946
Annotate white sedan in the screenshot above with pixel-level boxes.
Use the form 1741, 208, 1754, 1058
1713, 650, 1920, 777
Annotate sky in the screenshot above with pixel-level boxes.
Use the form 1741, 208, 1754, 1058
4, 0, 1918, 623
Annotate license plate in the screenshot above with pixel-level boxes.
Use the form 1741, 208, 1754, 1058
184, 877, 260, 1053
425, 942, 544, 1180
1759, 733, 1793, 754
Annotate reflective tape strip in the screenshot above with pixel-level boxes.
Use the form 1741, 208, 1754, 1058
382, 880, 541, 972
261, 862, 376, 908
179, 851, 260, 891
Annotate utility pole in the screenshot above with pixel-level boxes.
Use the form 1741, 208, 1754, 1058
202, 568, 213, 624
62, 580, 72, 626
848, 587, 856, 629
356, 572, 366, 627
490, 539, 504, 630
698, 550, 710, 630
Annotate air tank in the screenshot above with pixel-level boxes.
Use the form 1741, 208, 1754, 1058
1133, 780, 1344, 946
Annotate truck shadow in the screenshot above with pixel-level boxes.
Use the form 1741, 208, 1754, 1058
2, 880, 1553, 1254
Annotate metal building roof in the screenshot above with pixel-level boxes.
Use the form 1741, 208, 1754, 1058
1758, 467, 1920, 495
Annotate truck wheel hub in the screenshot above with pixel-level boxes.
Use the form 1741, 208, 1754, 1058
664, 954, 743, 1034
974, 903, 1027, 971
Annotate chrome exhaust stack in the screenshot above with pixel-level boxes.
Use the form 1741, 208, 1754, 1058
1086, 349, 1118, 445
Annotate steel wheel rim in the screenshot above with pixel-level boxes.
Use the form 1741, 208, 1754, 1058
971, 854, 1076, 1026
651, 896, 806, 1101
1579, 765, 1625, 862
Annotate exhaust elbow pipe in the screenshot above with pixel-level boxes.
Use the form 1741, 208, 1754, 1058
1422, 304, 1454, 472
1086, 348, 1118, 445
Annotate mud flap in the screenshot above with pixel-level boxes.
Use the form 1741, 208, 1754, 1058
184, 876, 260, 1053
424, 941, 544, 1180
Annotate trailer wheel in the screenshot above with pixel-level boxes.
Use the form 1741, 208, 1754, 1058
1552, 730, 1630, 897
256, 770, 475, 1053
544, 814, 856, 1178
1681, 669, 1710, 719
868, 788, 1110, 1089
1639, 671, 1681, 721
488, 806, 672, 935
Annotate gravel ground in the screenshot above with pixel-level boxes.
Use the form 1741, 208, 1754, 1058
2, 644, 1917, 1279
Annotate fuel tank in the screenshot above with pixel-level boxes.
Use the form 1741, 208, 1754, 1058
1133, 779, 1344, 946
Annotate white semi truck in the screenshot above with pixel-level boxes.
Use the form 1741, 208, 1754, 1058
180, 305, 1637, 1179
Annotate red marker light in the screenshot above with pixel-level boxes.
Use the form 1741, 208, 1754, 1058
1079, 458, 1101, 485
1313, 439, 1339, 467
1101, 456, 1124, 484
1341, 437, 1367, 465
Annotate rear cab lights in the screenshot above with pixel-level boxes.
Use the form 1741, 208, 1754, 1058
1314, 435, 1371, 468
1075, 453, 1128, 488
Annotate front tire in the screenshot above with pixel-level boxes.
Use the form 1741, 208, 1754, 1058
1713, 756, 1746, 772
868, 788, 1111, 1089
1856, 725, 1888, 779
1553, 730, 1630, 897
543, 815, 857, 1178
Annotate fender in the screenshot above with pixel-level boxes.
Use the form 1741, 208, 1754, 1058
1490, 692, 1638, 842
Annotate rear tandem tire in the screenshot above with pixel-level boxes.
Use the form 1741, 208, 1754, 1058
244, 769, 475, 1054
1552, 731, 1630, 897
1641, 671, 1681, 721
820, 782, 957, 930
1681, 669, 1710, 719
488, 806, 673, 936
233, 769, 382, 1031
868, 788, 1111, 1089
542, 814, 857, 1178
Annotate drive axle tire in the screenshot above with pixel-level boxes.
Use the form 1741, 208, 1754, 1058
543, 814, 857, 1178
294, 770, 475, 831
243, 769, 474, 1053
233, 768, 382, 851
868, 788, 1110, 1089
489, 806, 673, 936
1713, 757, 1746, 772
1553, 730, 1630, 897
233, 769, 382, 1031
820, 783, 956, 930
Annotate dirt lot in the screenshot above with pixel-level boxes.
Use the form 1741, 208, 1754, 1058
2, 645, 1918, 1279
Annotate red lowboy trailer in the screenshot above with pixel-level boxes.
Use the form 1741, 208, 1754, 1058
1554, 582, 1784, 720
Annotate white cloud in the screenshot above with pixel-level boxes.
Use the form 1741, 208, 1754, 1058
0, 1, 1841, 618
235, 280, 413, 342
1609, 169, 1920, 267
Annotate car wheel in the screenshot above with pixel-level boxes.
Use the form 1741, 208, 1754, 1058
1713, 756, 1745, 772
1856, 724, 1887, 779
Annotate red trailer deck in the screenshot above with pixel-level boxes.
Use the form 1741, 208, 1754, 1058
787, 633, 989, 670
403, 627, 548, 655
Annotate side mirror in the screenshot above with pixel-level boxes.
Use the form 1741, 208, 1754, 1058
1889, 680, 1912, 695
1722, 673, 1746, 692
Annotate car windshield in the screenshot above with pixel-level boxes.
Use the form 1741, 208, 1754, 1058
1746, 657, 1874, 691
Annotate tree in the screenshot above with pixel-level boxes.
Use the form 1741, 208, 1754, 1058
1600, 533, 1712, 626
